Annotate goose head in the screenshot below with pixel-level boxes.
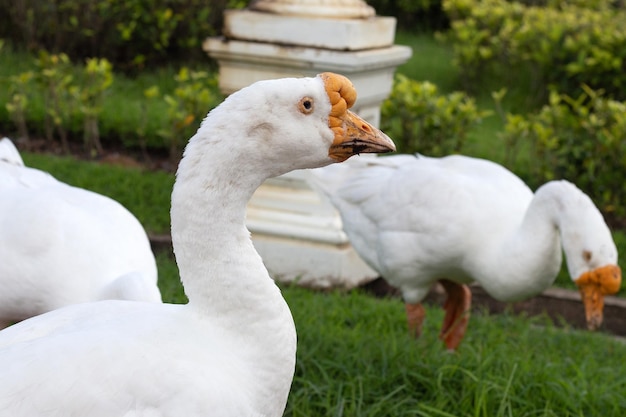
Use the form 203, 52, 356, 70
558, 183, 622, 330
172, 72, 396, 309
179, 72, 395, 187
569, 236, 621, 331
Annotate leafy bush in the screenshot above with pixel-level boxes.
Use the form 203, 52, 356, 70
35, 52, 82, 153
6, 52, 116, 156
5, 71, 34, 142
156, 68, 221, 164
500, 85, 626, 220
0, 0, 246, 71
380, 74, 490, 155
441, 0, 626, 107
1, 46, 222, 158
78, 58, 114, 156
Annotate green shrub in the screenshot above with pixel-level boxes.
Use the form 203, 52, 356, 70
1, 47, 223, 157
156, 68, 221, 164
500, 85, 626, 220
380, 74, 490, 155
77, 58, 114, 156
441, 0, 626, 107
5, 71, 34, 142
35, 51, 80, 153
6, 52, 116, 156
0, 0, 245, 71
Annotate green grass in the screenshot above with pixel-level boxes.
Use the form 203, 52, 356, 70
155, 250, 626, 417
284, 286, 626, 417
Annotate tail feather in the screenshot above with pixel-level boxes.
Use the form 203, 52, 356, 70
0, 138, 25, 167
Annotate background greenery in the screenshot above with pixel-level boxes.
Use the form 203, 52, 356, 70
0, 0, 247, 71
3, 0, 626, 219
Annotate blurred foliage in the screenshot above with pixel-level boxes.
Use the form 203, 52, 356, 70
381, 74, 490, 155
78, 58, 115, 156
441, 0, 626, 107
1, 48, 222, 159
26, 52, 116, 156
157, 68, 221, 164
500, 85, 626, 221
5, 70, 34, 142
0, 0, 245, 72
35, 51, 78, 152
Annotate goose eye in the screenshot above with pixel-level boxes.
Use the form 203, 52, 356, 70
298, 97, 314, 114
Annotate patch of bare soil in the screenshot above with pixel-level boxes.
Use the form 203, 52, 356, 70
11, 136, 177, 173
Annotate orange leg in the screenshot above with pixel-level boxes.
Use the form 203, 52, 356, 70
405, 302, 426, 339
439, 279, 472, 351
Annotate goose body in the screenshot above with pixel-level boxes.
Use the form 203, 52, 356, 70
310, 154, 621, 349
0, 73, 395, 416
0, 137, 24, 166
0, 138, 161, 328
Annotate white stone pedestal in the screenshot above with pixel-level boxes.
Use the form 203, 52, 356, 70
223, 9, 396, 50
246, 171, 378, 288
204, 5, 411, 288
204, 37, 411, 127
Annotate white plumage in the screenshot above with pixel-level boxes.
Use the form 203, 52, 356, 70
310, 153, 621, 349
0, 137, 24, 166
0, 137, 161, 328
0, 73, 395, 416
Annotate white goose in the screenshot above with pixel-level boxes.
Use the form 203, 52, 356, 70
0, 137, 24, 166
0, 138, 161, 328
0, 73, 395, 416
310, 153, 621, 350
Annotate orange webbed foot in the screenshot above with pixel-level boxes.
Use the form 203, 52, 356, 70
438, 280, 472, 351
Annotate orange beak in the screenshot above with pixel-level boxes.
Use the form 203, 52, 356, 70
575, 264, 621, 330
328, 110, 395, 162
320, 72, 395, 162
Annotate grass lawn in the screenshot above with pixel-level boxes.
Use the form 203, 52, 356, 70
155, 251, 626, 417
285, 286, 626, 417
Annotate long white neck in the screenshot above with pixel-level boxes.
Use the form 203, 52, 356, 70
172, 134, 269, 309
476, 182, 578, 301
170, 130, 296, 415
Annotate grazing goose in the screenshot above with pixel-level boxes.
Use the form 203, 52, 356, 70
310, 153, 621, 350
0, 73, 395, 416
0, 138, 161, 328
